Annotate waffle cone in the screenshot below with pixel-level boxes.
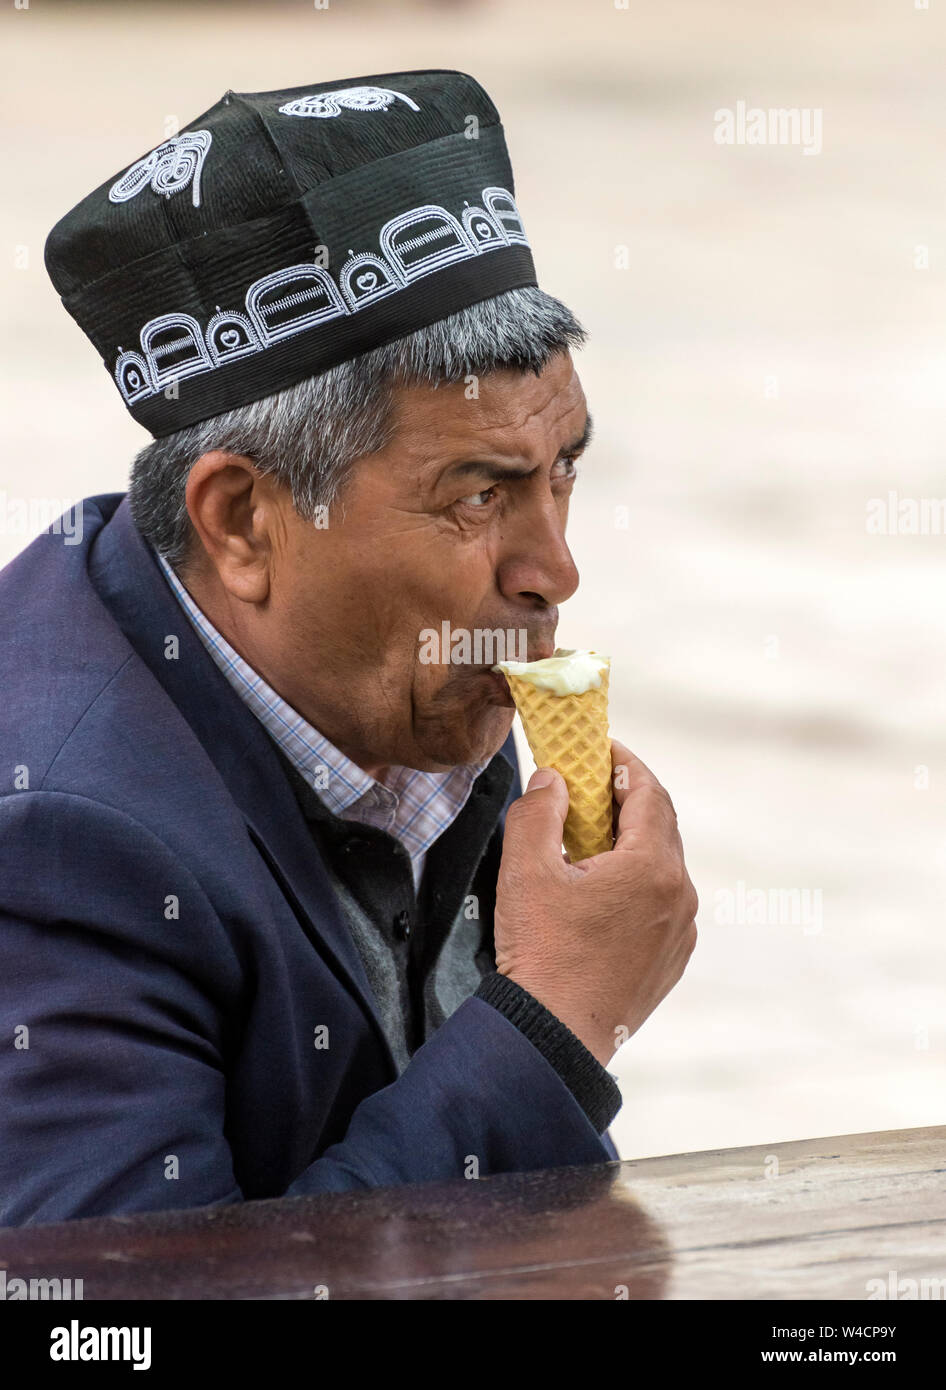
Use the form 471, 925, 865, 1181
504, 662, 613, 861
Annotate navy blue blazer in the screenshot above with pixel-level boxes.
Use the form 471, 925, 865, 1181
0, 493, 617, 1225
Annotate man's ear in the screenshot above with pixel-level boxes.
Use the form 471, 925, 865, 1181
183, 451, 279, 603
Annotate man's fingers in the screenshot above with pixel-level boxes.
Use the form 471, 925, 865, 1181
504, 744, 681, 870
609, 738, 683, 851
610, 738, 652, 805
501, 767, 571, 876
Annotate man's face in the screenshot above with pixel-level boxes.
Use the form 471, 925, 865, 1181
202, 350, 589, 774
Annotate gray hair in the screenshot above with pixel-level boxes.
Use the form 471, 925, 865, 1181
128, 285, 587, 570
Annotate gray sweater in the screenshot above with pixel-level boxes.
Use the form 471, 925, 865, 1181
275, 744, 622, 1134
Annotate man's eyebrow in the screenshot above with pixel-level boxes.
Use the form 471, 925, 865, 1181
440, 411, 594, 484
566, 411, 594, 457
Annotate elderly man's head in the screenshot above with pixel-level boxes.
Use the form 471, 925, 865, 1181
128, 286, 591, 774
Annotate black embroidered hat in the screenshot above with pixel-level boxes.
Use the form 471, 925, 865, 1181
44, 70, 538, 437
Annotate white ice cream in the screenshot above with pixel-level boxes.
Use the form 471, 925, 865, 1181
493, 647, 609, 696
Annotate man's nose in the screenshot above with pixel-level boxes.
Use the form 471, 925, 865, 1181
497, 497, 580, 607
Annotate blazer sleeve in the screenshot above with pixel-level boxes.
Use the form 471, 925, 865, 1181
0, 790, 613, 1225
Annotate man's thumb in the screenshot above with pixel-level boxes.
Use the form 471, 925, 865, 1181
502, 767, 570, 865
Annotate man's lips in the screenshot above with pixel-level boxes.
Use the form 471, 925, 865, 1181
441, 627, 557, 707
483, 668, 515, 706
472, 640, 555, 679
479, 639, 556, 707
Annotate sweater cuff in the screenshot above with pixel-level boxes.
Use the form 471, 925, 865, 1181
473, 971, 622, 1136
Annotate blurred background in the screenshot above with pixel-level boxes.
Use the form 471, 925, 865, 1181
2, 0, 944, 1161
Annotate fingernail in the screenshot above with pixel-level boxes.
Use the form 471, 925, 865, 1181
528, 768, 555, 790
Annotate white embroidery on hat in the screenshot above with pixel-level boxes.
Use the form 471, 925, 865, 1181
381, 205, 477, 282
114, 350, 153, 405
246, 264, 349, 345
461, 202, 508, 250
114, 185, 529, 407
278, 86, 420, 118
482, 186, 529, 246
206, 308, 261, 366
108, 131, 213, 210
141, 312, 213, 388
338, 251, 404, 311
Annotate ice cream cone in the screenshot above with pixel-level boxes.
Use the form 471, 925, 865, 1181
497, 649, 613, 862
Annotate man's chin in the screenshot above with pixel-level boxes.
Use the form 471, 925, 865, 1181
412, 703, 515, 773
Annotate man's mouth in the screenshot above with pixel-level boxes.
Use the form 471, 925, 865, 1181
441, 623, 557, 707
476, 637, 556, 706
472, 637, 555, 677
482, 668, 515, 706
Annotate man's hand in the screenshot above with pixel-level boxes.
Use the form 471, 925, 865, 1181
494, 739, 699, 1068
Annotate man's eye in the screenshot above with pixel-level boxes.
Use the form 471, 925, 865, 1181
458, 486, 497, 508
552, 455, 579, 481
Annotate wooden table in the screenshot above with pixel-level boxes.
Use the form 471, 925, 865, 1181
1, 1125, 943, 1299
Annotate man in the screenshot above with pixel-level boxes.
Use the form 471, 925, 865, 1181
0, 70, 698, 1225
